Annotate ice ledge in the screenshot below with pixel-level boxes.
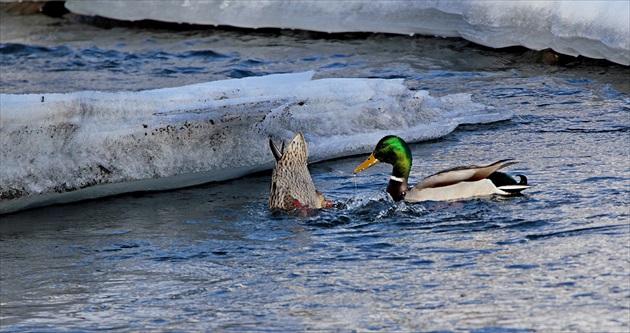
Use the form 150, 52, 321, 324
64, 0, 630, 66
0, 72, 511, 214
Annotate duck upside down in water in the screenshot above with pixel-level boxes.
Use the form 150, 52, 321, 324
354, 135, 531, 202
269, 132, 332, 211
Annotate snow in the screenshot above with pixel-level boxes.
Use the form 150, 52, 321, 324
0, 72, 511, 213
63, 0, 630, 66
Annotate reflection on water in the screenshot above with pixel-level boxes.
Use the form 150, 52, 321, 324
1, 6, 629, 333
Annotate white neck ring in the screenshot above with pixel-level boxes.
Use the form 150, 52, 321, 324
390, 176, 405, 183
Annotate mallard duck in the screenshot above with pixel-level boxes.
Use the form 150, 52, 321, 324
269, 132, 332, 210
354, 135, 530, 202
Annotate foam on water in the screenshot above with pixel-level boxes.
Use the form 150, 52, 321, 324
0, 72, 510, 214
64, 0, 630, 65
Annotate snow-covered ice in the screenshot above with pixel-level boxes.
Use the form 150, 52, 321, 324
0, 72, 511, 213
64, 0, 630, 66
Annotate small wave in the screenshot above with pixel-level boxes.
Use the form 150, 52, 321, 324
533, 126, 629, 134
504, 264, 540, 270
503, 219, 550, 231
179, 50, 231, 59
219, 68, 262, 78
526, 224, 629, 240
0, 43, 73, 57
581, 176, 627, 183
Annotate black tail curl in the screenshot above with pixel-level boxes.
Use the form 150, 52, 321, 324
488, 171, 528, 187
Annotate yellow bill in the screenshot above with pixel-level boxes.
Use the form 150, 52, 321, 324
354, 153, 380, 174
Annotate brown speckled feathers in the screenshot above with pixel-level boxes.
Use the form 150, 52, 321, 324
269, 132, 327, 210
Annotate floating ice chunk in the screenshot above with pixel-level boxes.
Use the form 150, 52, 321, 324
64, 0, 629, 65
0, 72, 510, 214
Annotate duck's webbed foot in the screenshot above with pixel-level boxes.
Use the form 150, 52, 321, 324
292, 199, 316, 216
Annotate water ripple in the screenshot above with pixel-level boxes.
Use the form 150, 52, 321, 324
526, 224, 629, 240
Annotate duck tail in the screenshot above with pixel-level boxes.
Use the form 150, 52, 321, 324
490, 172, 531, 194
269, 138, 285, 161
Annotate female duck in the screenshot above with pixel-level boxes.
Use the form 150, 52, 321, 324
354, 135, 530, 202
269, 132, 332, 210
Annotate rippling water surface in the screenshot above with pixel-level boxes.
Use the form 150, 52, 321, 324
1, 7, 629, 332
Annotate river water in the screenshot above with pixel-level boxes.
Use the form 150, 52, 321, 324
1, 7, 629, 332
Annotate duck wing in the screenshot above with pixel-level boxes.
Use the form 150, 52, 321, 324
413, 159, 518, 190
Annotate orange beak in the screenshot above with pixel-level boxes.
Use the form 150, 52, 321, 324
354, 153, 380, 174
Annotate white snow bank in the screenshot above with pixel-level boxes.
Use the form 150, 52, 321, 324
64, 0, 630, 66
0, 72, 510, 214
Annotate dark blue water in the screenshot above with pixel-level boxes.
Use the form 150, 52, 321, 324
1, 6, 629, 332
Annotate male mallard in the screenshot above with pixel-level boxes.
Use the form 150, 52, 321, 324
354, 135, 530, 202
269, 132, 332, 210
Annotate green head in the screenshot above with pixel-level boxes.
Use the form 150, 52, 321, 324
354, 135, 412, 180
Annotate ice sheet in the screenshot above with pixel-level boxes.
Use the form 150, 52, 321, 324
0, 72, 511, 213
64, 0, 629, 66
